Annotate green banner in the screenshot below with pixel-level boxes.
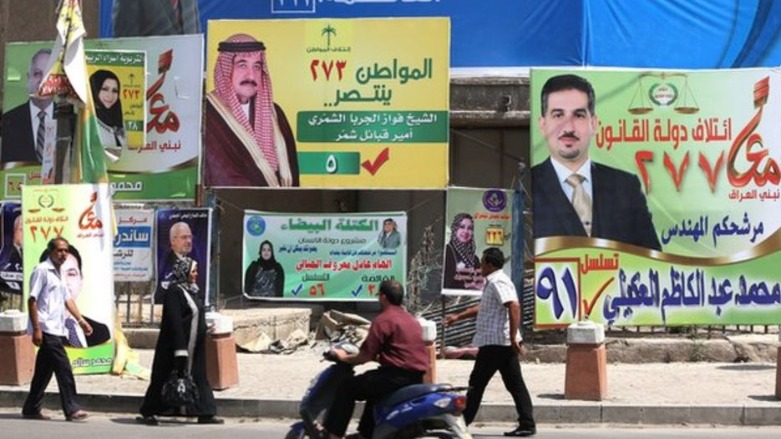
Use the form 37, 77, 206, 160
242, 212, 406, 301
2, 35, 202, 201
531, 68, 781, 327
22, 184, 115, 374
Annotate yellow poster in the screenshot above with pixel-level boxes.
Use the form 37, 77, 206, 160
205, 18, 450, 189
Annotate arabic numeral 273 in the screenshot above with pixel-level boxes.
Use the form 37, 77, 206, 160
309, 283, 326, 296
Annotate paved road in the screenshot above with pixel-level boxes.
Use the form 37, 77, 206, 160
3, 410, 781, 439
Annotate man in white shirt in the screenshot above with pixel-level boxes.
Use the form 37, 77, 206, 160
445, 247, 536, 437
1, 48, 55, 164
22, 237, 92, 422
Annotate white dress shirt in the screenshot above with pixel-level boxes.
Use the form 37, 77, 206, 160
26, 258, 72, 337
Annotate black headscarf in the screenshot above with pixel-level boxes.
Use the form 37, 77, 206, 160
170, 256, 196, 291
258, 240, 277, 270
90, 69, 124, 132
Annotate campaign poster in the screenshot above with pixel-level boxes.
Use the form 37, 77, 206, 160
2, 35, 202, 201
442, 187, 514, 296
531, 68, 781, 327
113, 209, 154, 282
21, 184, 115, 374
242, 211, 406, 301
205, 18, 449, 189
155, 208, 211, 303
0, 203, 23, 293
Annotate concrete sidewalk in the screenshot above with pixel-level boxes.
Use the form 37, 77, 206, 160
1, 344, 781, 426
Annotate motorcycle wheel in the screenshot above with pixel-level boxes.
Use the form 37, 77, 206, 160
284, 428, 306, 439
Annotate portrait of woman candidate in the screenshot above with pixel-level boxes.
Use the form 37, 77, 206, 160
244, 240, 285, 298
443, 213, 484, 291
90, 69, 127, 162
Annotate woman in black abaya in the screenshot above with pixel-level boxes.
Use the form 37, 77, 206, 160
137, 257, 223, 425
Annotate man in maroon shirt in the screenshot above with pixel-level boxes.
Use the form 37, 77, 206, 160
323, 280, 429, 439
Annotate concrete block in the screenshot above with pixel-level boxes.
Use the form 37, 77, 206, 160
418, 317, 437, 342
567, 321, 605, 345
0, 333, 34, 385
205, 312, 234, 335
0, 310, 27, 333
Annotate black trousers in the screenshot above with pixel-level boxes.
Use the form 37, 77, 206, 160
463, 345, 535, 428
324, 366, 423, 437
22, 333, 81, 417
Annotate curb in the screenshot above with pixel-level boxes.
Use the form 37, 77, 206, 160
2, 389, 780, 425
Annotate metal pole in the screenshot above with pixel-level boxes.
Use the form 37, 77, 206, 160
53, 101, 74, 184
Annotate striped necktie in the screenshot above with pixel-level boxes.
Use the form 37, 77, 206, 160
65, 318, 83, 348
35, 110, 46, 161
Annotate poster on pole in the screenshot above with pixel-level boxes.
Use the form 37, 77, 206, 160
442, 187, 514, 296
113, 209, 154, 282
2, 35, 202, 201
242, 211, 406, 301
22, 184, 115, 374
155, 208, 211, 303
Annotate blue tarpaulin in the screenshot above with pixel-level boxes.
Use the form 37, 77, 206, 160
98, 0, 781, 69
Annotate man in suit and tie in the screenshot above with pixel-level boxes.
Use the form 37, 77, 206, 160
532, 74, 661, 251
112, 0, 201, 37
1, 48, 53, 165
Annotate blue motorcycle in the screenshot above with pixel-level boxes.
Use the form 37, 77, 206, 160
285, 344, 472, 439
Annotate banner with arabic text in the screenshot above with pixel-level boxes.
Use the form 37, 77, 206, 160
242, 211, 406, 301
2, 35, 202, 200
531, 68, 781, 327
205, 18, 449, 188
22, 184, 115, 374
442, 187, 514, 296
113, 209, 154, 282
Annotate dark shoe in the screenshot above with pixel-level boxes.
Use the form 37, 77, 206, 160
504, 425, 536, 437
135, 415, 159, 426
21, 412, 51, 420
65, 410, 89, 422
197, 415, 224, 424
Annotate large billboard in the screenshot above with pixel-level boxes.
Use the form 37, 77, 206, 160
204, 18, 449, 189
531, 68, 781, 327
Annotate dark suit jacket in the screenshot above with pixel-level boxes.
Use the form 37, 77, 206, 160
84, 316, 111, 347
113, 0, 200, 37
1, 101, 40, 163
64, 315, 111, 348
532, 158, 662, 251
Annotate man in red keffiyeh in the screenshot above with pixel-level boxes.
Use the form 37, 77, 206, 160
205, 34, 299, 187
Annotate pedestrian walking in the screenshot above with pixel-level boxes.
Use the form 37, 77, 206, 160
445, 247, 536, 437
21, 237, 91, 422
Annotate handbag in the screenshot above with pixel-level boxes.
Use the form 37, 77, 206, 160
161, 370, 200, 407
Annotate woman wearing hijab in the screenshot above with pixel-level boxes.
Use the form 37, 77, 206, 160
443, 213, 484, 290
137, 257, 223, 425
244, 240, 285, 297
89, 69, 126, 161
